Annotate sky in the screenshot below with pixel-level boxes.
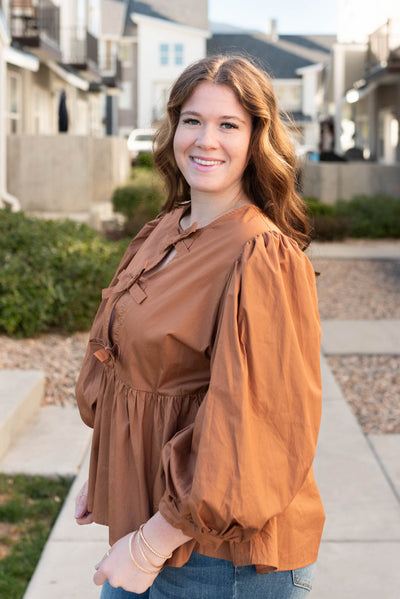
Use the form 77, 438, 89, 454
208, 0, 338, 35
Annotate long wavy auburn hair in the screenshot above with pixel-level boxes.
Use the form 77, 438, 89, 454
153, 54, 311, 250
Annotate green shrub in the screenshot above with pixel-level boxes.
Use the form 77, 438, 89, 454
137, 152, 154, 168
310, 215, 349, 241
0, 210, 128, 337
335, 194, 400, 238
303, 194, 400, 240
113, 166, 165, 235
304, 197, 335, 217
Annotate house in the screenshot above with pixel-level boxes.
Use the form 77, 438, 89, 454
324, 0, 400, 164
101, 0, 209, 136
208, 20, 335, 153
0, 0, 129, 225
0, 1, 18, 209
3, 0, 111, 137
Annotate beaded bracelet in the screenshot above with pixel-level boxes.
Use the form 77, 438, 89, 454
139, 524, 173, 560
128, 532, 161, 575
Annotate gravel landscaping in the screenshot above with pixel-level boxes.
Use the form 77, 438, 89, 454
326, 354, 400, 434
311, 259, 400, 320
1, 248, 399, 434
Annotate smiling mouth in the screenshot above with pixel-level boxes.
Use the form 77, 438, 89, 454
191, 157, 224, 166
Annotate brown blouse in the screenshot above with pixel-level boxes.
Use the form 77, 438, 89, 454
76, 204, 325, 574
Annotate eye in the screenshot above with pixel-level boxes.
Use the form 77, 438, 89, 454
182, 118, 200, 126
221, 122, 238, 130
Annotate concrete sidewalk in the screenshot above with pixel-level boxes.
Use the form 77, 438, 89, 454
3, 240, 400, 598
19, 345, 400, 599
307, 240, 400, 261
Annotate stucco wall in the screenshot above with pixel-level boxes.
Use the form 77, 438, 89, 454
7, 135, 130, 225
302, 162, 400, 204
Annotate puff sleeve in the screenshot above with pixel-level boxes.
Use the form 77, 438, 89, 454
158, 231, 322, 544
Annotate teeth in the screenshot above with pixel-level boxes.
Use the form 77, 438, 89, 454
192, 157, 222, 166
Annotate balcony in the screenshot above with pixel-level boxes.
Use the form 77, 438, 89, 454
10, 0, 61, 61
367, 18, 400, 75
63, 26, 100, 77
99, 43, 122, 90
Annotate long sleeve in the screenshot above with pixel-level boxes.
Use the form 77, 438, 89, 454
159, 231, 322, 544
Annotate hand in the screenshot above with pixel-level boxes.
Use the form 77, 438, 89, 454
75, 480, 93, 525
93, 531, 163, 592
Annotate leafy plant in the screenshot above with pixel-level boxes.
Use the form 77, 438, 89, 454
112, 166, 165, 235
137, 152, 154, 168
0, 209, 128, 337
335, 194, 400, 238
304, 197, 335, 217
303, 194, 400, 240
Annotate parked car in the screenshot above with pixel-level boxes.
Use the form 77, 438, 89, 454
127, 128, 155, 163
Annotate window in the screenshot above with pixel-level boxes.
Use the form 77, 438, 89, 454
160, 43, 169, 66
8, 73, 22, 134
118, 42, 131, 65
104, 40, 113, 71
174, 43, 183, 66
34, 88, 42, 133
119, 81, 132, 110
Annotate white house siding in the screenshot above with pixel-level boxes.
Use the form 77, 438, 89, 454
0, 7, 10, 206
134, 14, 208, 128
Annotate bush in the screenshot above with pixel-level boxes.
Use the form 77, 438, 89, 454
335, 194, 400, 238
310, 215, 349, 241
112, 166, 165, 235
0, 210, 128, 337
304, 197, 335, 217
303, 194, 400, 240
137, 152, 154, 168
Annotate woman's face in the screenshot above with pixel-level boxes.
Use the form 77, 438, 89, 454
173, 82, 252, 199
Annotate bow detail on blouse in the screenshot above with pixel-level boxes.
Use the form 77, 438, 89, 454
163, 222, 198, 252
90, 337, 120, 363
102, 265, 147, 300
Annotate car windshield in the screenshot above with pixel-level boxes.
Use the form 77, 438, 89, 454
135, 134, 153, 141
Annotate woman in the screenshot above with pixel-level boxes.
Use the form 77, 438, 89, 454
75, 55, 325, 598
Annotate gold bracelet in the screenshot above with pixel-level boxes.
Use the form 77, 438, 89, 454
137, 532, 162, 569
128, 532, 161, 575
139, 524, 173, 560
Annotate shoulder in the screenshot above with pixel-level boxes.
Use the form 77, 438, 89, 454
228, 205, 313, 274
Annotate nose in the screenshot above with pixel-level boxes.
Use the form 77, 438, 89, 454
195, 124, 218, 149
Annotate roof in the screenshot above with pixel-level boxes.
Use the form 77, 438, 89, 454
207, 31, 334, 79
114, 0, 208, 34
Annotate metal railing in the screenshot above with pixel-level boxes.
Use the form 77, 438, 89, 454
63, 26, 99, 67
10, 0, 60, 47
367, 18, 400, 72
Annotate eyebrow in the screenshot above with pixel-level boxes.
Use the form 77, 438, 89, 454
180, 110, 247, 125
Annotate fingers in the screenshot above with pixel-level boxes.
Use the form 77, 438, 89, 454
93, 567, 108, 586
76, 511, 94, 525
75, 480, 92, 523
94, 550, 112, 586
94, 549, 110, 571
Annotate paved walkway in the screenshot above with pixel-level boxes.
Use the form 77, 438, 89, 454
1, 241, 399, 599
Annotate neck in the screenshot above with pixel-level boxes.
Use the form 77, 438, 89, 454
184, 189, 252, 229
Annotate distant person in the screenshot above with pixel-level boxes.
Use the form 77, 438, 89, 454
75, 55, 325, 598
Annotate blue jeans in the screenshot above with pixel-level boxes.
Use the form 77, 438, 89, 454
100, 551, 317, 599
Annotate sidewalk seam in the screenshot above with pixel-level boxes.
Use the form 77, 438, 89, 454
365, 436, 400, 505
